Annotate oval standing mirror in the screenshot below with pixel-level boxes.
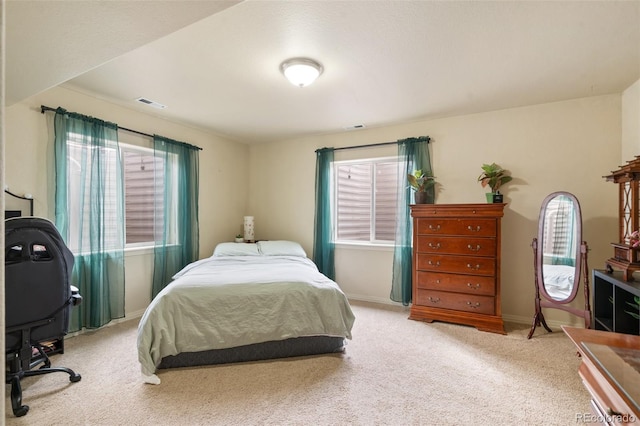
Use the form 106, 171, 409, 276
527, 192, 591, 339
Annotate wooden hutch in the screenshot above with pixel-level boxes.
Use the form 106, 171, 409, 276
604, 156, 640, 281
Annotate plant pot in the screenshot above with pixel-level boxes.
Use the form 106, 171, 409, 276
235, 237, 244, 243
485, 192, 503, 203
414, 191, 429, 204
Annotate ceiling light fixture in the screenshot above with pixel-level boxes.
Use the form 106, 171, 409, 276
280, 58, 323, 87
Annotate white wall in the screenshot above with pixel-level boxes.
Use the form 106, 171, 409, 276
622, 78, 640, 161
5, 86, 250, 317
249, 95, 622, 326
5, 88, 628, 327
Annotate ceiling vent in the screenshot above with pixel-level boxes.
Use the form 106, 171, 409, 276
136, 97, 167, 109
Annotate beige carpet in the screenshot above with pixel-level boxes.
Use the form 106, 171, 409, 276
5, 301, 590, 425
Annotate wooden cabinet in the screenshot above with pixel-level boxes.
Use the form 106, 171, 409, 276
563, 326, 639, 424
409, 203, 506, 334
593, 270, 640, 335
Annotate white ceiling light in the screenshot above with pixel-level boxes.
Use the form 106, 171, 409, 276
280, 58, 323, 87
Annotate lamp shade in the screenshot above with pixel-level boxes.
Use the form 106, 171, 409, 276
243, 216, 255, 242
280, 58, 323, 87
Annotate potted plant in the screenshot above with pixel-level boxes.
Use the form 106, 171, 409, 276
235, 234, 244, 243
478, 163, 512, 203
624, 296, 640, 320
408, 169, 436, 204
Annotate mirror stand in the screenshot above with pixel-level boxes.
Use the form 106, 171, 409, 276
528, 240, 591, 338
527, 191, 592, 339
528, 238, 553, 337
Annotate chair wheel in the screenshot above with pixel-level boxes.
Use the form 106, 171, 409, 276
14, 405, 29, 417
70, 373, 81, 383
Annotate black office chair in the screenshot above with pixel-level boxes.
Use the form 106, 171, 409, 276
5, 217, 82, 417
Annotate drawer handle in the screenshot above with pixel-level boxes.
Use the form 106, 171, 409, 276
428, 224, 441, 231
466, 301, 481, 308
466, 263, 481, 270
467, 244, 481, 252
428, 242, 441, 249
428, 297, 440, 304
467, 225, 481, 232
467, 283, 481, 290
428, 260, 441, 267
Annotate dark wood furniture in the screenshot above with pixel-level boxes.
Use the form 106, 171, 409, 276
593, 270, 640, 335
563, 326, 639, 424
409, 203, 505, 334
603, 156, 640, 281
4, 189, 34, 217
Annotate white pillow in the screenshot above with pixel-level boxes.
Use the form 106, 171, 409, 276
213, 242, 260, 256
257, 240, 307, 257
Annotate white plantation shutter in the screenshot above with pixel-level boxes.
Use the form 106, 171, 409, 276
335, 158, 399, 243
123, 149, 165, 244
336, 163, 371, 241
374, 161, 398, 241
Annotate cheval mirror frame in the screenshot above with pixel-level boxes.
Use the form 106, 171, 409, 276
528, 191, 591, 339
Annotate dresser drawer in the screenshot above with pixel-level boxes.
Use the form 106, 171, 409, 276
416, 254, 496, 276
416, 271, 496, 296
415, 289, 496, 315
416, 236, 496, 256
410, 203, 505, 334
416, 219, 496, 237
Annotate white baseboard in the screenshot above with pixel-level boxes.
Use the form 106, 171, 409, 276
346, 293, 405, 307
126, 309, 147, 320
346, 294, 580, 329
70, 297, 578, 339
66, 309, 146, 338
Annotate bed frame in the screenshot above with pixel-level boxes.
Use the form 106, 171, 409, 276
158, 336, 346, 369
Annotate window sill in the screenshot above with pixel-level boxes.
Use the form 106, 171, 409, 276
124, 245, 155, 256
124, 243, 181, 257
334, 242, 394, 252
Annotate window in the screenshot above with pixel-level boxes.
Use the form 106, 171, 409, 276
334, 157, 399, 244
541, 197, 577, 265
66, 133, 177, 252
122, 145, 173, 246
66, 134, 121, 252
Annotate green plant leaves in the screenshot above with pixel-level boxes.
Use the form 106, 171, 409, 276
478, 163, 512, 192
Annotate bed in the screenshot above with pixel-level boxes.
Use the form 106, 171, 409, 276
542, 263, 575, 300
137, 240, 355, 384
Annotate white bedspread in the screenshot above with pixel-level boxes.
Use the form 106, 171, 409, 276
542, 264, 575, 300
137, 255, 355, 380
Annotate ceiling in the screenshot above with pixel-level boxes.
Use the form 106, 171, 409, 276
7, 1, 640, 145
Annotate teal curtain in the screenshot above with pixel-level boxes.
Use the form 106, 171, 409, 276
390, 136, 432, 305
151, 135, 200, 298
313, 148, 335, 280
53, 108, 125, 330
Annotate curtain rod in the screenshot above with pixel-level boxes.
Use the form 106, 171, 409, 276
315, 136, 430, 153
40, 105, 203, 151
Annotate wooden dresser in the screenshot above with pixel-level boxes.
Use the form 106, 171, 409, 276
409, 203, 506, 334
